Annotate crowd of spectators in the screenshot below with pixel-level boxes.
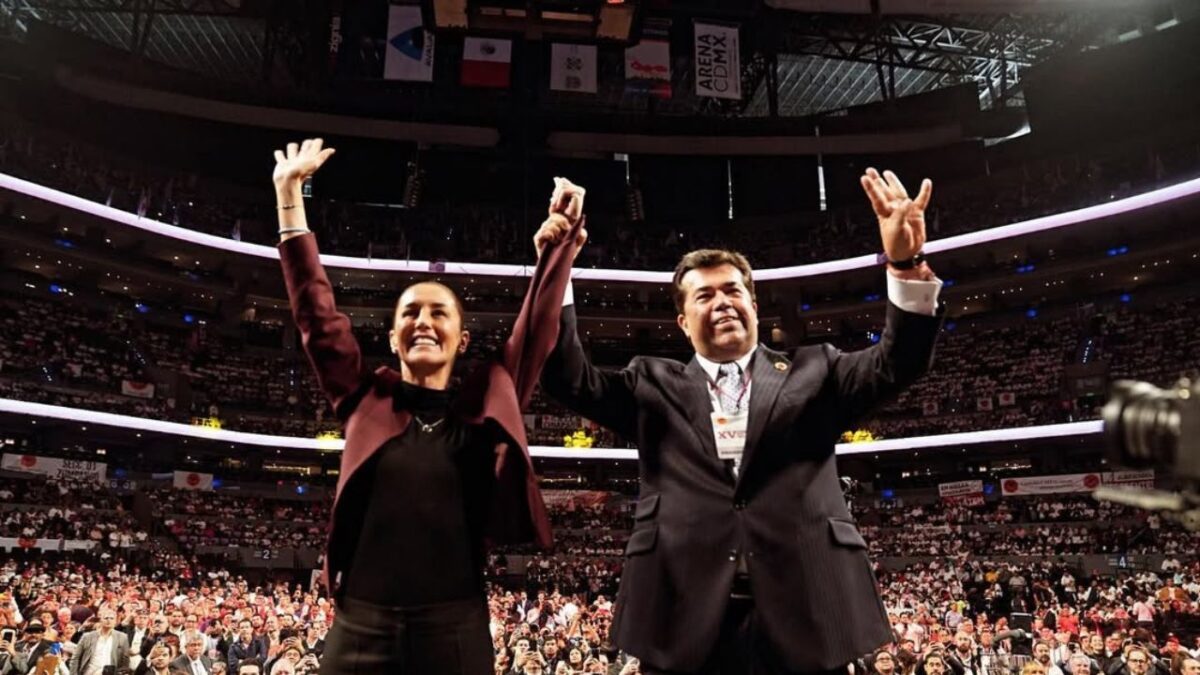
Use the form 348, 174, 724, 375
3, 110, 1199, 269
0, 473, 1196, 674
4, 285, 1200, 447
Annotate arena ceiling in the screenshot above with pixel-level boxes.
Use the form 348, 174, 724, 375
0, 0, 1185, 116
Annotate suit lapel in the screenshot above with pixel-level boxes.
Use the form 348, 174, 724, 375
737, 345, 789, 484
673, 359, 721, 465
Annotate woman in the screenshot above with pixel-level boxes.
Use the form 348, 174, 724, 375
272, 139, 583, 674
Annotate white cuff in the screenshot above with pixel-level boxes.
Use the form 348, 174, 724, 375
562, 281, 575, 307
886, 272, 942, 316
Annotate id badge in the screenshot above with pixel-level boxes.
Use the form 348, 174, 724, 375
711, 411, 749, 461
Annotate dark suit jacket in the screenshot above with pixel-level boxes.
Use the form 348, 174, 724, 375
170, 655, 213, 675
69, 629, 132, 675
279, 227, 576, 592
541, 301, 941, 672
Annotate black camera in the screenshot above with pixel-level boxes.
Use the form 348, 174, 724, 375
1100, 378, 1200, 530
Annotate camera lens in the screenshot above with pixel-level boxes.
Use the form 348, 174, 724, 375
1102, 380, 1185, 468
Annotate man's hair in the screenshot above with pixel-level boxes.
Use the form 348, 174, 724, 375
671, 249, 756, 313
1069, 654, 1092, 668
1127, 646, 1151, 662
238, 660, 264, 675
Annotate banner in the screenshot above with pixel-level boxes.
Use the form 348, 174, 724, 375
939, 480, 983, 498
693, 22, 740, 100
540, 415, 582, 431
173, 471, 214, 491
998, 392, 1016, 406
550, 43, 598, 94
1001, 473, 1101, 496
1104, 469, 1155, 489
976, 396, 993, 411
121, 379, 156, 399
1, 454, 106, 482
625, 20, 671, 97
462, 37, 512, 88
384, 5, 435, 81
541, 490, 612, 508
922, 400, 939, 416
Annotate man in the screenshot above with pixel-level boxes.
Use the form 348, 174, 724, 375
1105, 646, 1166, 675
70, 608, 131, 675
167, 610, 186, 642
1033, 640, 1065, 675
1180, 657, 1199, 675
236, 661, 263, 675
949, 632, 979, 675
227, 619, 266, 670
1067, 653, 1093, 675
537, 168, 943, 675
121, 608, 151, 672
139, 615, 171, 659
143, 644, 175, 675
171, 634, 214, 675
871, 650, 896, 675
299, 625, 322, 660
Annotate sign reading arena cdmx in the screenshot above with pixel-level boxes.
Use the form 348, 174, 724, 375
1, 453, 107, 482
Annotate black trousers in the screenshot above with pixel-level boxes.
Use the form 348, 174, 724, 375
319, 595, 493, 675
642, 583, 847, 675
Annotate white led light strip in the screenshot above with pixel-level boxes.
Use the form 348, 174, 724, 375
4, 172, 1199, 281
0, 398, 1103, 459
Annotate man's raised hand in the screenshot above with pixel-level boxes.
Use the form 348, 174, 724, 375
860, 167, 931, 263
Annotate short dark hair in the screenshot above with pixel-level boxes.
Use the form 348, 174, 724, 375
394, 282, 466, 327
237, 659, 264, 674
671, 249, 756, 313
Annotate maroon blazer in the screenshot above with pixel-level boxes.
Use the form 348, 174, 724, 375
279, 227, 576, 593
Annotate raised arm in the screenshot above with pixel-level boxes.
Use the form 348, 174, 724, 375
499, 177, 589, 410
272, 139, 367, 419
533, 179, 638, 439
829, 168, 944, 428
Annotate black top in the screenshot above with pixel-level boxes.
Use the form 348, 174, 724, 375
341, 381, 495, 606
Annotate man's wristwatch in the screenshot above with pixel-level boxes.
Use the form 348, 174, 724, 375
885, 253, 927, 270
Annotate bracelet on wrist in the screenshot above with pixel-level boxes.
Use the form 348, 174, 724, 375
277, 204, 298, 210
885, 253, 927, 270
278, 227, 311, 236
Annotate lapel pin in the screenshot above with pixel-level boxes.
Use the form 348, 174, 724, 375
774, 362, 789, 372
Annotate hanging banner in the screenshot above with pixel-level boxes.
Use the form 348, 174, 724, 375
462, 37, 512, 88
550, 43, 598, 94
1, 454, 106, 482
384, 5, 435, 82
173, 471, 214, 491
938, 480, 983, 498
121, 379, 156, 399
1001, 473, 1101, 496
625, 19, 671, 98
939, 479, 985, 506
1103, 469, 1155, 489
693, 22, 740, 100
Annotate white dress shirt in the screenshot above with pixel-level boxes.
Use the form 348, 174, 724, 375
83, 632, 115, 675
